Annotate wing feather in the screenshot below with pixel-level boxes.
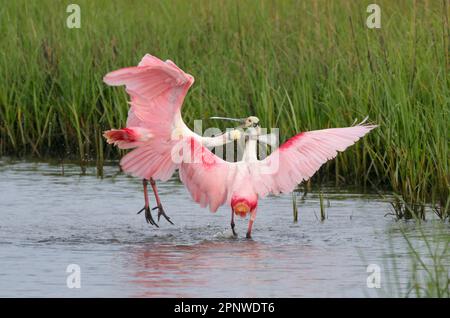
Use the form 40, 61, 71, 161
178, 124, 376, 211
252, 124, 377, 196
104, 54, 194, 180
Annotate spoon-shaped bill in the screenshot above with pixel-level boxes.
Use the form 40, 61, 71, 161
210, 116, 246, 124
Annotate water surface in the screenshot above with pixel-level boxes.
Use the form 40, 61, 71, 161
0, 160, 445, 297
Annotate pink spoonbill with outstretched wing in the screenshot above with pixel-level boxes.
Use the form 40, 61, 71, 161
103, 54, 239, 226
103, 54, 377, 238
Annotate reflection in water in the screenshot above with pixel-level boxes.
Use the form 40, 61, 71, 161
127, 241, 271, 297
125, 239, 344, 298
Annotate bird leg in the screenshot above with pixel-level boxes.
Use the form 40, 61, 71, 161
246, 209, 257, 239
137, 179, 158, 227
149, 178, 174, 225
231, 209, 237, 236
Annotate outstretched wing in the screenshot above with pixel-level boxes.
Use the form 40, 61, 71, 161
104, 54, 194, 138
179, 124, 376, 211
179, 137, 239, 212
103, 54, 194, 181
249, 124, 377, 197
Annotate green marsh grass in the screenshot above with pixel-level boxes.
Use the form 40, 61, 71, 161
386, 221, 449, 298
292, 192, 298, 223
0, 0, 448, 217
319, 191, 326, 221
402, 225, 449, 297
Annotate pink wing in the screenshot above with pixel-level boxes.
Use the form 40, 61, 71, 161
179, 124, 376, 211
249, 124, 377, 197
179, 138, 239, 212
104, 54, 194, 138
103, 54, 194, 181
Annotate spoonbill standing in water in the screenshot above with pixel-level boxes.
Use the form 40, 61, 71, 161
103, 54, 376, 238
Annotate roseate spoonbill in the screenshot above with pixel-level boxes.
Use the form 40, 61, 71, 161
103, 54, 240, 225
103, 54, 377, 238
177, 116, 376, 238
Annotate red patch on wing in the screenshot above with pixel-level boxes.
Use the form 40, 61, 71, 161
104, 128, 138, 143
188, 137, 217, 168
279, 132, 304, 150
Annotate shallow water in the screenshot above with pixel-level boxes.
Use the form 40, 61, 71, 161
0, 159, 446, 297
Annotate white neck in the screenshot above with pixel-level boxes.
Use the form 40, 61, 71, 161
242, 138, 258, 162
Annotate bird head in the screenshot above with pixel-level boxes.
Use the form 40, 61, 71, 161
210, 116, 261, 135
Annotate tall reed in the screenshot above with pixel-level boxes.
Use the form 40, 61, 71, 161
0, 0, 448, 216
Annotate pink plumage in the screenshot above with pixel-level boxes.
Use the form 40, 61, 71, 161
179, 124, 376, 213
103, 54, 377, 238
103, 54, 195, 181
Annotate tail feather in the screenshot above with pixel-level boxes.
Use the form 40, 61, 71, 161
103, 127, 152, 149
119, 142, 178, 182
